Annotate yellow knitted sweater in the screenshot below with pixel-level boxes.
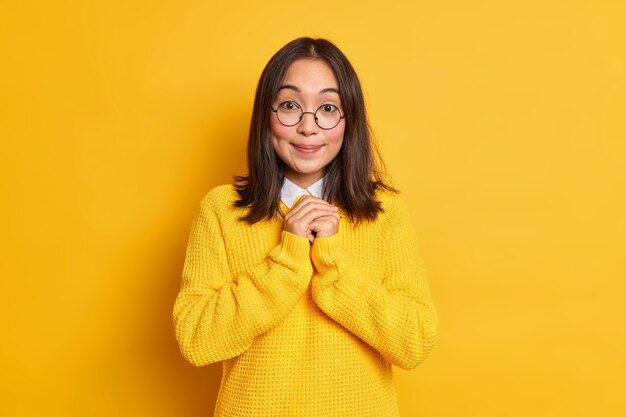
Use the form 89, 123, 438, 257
173, 185, 438, 417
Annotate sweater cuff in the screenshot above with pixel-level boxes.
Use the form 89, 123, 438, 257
311, 234, 352, 274
271, 231, 313, 275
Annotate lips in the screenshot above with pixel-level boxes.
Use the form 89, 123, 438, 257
292, 144, 322, 153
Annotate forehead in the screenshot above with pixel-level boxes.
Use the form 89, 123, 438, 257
280, 59, 339, 91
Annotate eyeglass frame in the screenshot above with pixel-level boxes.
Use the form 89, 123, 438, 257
270, 101, 345, 130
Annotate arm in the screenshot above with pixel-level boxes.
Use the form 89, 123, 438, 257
310, 196, 438, 370
173, 192, 312, 366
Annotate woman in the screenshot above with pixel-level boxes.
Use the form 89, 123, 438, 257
173, 37, 438, 417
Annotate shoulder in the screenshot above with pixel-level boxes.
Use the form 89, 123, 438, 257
372, 188, 414, 231
375, 188, 409, 216
198, 184, 240, 216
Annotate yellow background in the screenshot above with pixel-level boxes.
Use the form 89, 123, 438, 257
1, 1, 625, 416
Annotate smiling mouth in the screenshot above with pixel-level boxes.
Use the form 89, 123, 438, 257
292, 144, 322, 153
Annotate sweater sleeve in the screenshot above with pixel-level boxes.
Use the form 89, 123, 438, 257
310, 196, 438, 370
173, 193, 313, 367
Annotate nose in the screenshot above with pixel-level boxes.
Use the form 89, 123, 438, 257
296, 111, 319, 136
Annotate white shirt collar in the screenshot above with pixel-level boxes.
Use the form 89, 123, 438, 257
280, 177, 325, 209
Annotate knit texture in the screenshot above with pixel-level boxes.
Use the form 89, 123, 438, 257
173, 185, 438, 417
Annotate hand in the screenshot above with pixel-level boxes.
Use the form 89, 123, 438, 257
308, 213, 340, 240
283, 196, 340, 243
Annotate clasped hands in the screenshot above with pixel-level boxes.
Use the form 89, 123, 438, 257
283, 195, 339, 243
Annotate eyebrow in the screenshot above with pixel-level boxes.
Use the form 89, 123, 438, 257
277, 84, 340, 94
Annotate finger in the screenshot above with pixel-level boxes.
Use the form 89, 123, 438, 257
310, 214, 339, 227
284, 202, 333, 223
291, 206, 335, 225
285, 205, 337, 225
289, 199, 337, 220
309, 216, 339, 238
289, 195, 335, 214
310, 212, 340, 224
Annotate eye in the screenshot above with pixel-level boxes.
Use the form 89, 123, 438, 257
319, 104, 339, 113
278, 101, 301, 111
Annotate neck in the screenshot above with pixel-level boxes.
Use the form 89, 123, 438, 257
284, 173, 323, 189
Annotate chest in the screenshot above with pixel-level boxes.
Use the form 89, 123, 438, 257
221, 216, 388, 279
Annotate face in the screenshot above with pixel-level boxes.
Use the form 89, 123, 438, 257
271, 59, 345, 188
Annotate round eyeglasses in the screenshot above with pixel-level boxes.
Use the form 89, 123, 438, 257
271, 101, 345, 130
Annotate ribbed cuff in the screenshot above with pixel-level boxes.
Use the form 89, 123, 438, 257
311, 234, 351, 274
272, 231, 312, 274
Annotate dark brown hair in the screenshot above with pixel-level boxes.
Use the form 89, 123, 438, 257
234, 37, 395, 223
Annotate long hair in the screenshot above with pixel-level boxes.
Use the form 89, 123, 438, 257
234, 37, 395, 223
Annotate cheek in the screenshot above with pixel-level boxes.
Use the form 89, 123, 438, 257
270, 118, 292, 142
327, 125, 345, 146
